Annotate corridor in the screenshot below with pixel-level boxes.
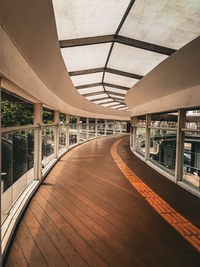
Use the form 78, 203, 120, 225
5, 136, 200, 267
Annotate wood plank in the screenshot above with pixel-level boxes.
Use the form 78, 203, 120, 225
5, 239, 28, 267
38, 187, 123, 266
13, 220, 48, 267
29, 200, 88, 266
23, 210, 67, 267
30, 189, 107, 266
38, 186, 137, 266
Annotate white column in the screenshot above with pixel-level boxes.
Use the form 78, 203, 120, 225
34, 103, 42, 180
132, 117, 138, 151
113, 120, 116, 135
95, 118, 98, 137
54, 110, 59, 158
0, 78, 2, 263
86, 118, 89, 140
145, 114, 151, 161
175, 109, 186, 183
105, 119, 107, 135
66, 114, 69, 149
120, 121, 122, 134
77, 117, 80, 144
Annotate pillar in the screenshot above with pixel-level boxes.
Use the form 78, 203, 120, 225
86, 118, 89, 140
145, 114, 151, 161
77, 117, 80, 144
54, 110, 59, 158
66, 114, 69, 149
175, 109, 186, 182
34, 103, 42, 180
95, 118, 98, 137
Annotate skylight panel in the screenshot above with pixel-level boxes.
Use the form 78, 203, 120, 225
101, 101, 119, 107
78, 86, 104, 95
109, 94, 125, 99
119, 0, 200, 50
61, 43, 111, 72
71, 73, 103, 87
105, 86, 127, 95
86, 94, 108, 100
93, 98, 113, 104
104, 72, 139, 88
108, 43, 168, 76
52, 0, 130, 40
110, 104, 126, 109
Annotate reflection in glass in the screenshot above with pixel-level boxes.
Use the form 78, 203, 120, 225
42, 126, 55, 166
149, 128, 177, 175
69, 124, 77, 146
89, 124, 95, 139
80, 123, 87, 141
136, 127, 145, 157
1, 129, 34, 223
59, 125, 66, 152
182, 131, 200, 191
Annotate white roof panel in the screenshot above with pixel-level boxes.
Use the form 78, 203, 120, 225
61, 43, 111, 72
109, 94, 125, 100
104, 72, 139, 88
108, 43, 168, 76
105, 86, 127, 95
94, 98, 113, 104
86, 94, 108, 100
120, 0, 200, 50
111, 104, 126, 109
52, 0, 130, 40
101, 101, 119, 107
78, 86, 104, 95
71, 73, 103, 86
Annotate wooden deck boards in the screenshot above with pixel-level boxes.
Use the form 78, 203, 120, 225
5, 136, 200, 267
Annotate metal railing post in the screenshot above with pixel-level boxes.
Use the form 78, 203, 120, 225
95, 118, 98, 137
66, 114, 69, 149
77, 117, 80, 144
54, 110, 59, 158
175, 109, 186, 183
145, 114, 151, 161
34, 103, 42, 180
86, 118, 89, 140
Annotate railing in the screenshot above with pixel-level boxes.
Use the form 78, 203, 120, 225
130, 114, 200, 194
0, 119, 127, 257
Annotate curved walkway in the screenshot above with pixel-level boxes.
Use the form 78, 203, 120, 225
5, 136, 200, 267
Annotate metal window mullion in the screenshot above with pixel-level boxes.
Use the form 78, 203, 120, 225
66, 114, 69, 149
0, 78, 2, 262
86, 118, 89, 140
54, 111, 59, 158
34, 103, 42, 180
175, 109, 186, 183
95, 118, 98, 137
145, 114, 151, 161
77, 117, 80, 144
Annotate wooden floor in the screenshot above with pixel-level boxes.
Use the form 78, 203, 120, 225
5, 136, 200, 267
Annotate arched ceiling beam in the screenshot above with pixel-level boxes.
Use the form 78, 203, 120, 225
60, 35, 176, 56
69, 67, 143, 80
76, 82, 129, 91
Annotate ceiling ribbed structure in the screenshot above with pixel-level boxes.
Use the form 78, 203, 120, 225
52, 0, 200, 111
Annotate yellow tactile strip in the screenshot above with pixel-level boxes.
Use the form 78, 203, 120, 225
111, 139, 200, 252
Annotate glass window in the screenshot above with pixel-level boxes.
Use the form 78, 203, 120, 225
59, 113, 66, 123
136, 127, 146, 157
1, 129, 34, 223
149, 128, 177, 175
43, 108, 54, 124
42, 126, 55, 167
1, 89, 34, 127
119, 0, 200, 50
